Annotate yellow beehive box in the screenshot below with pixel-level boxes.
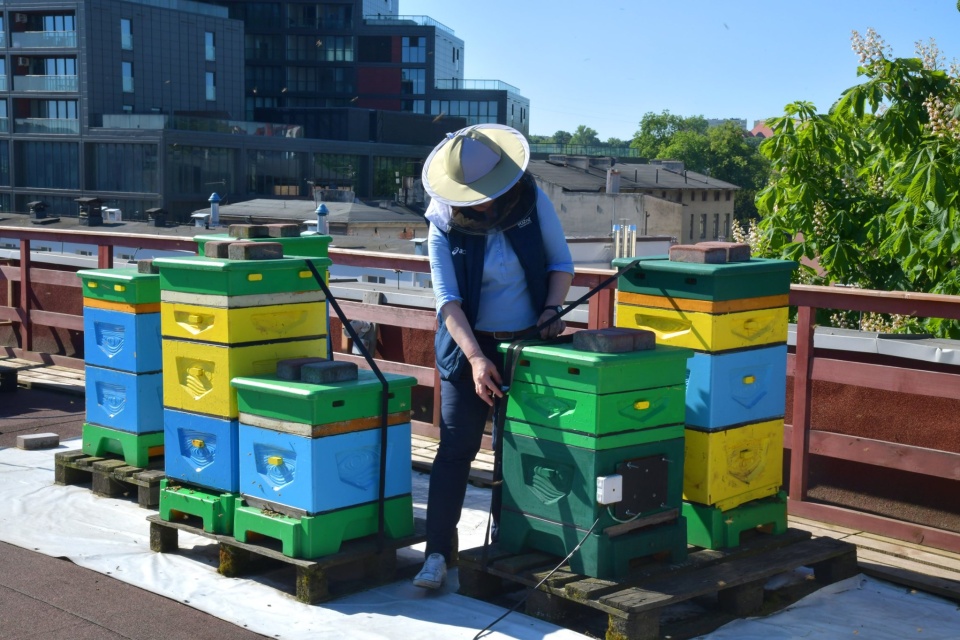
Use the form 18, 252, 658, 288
161, 300, 327, 345
615, 303, 788, 352
683, 418, 784, 511
616, 291, 789, 315
162, 338, 327, 418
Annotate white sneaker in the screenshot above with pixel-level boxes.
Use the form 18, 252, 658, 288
413, 553, 447, 589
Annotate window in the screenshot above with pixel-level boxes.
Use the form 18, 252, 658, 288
205, 72, 216, 101
401, 68, 425, 94
205, 31, 215, 61
689, 214, 694, 240
714, 190, 720, 201
120, 19, 132, 50
726, 190, 732, 201
402, 100, 424, 114
699, 214, 707, 239
724, 214, 731, 239
691, 191, 696, 201
701, 191, 707, 201
402, 36, 425, 63
713, 213, 720, 239
122, 61, 133, 93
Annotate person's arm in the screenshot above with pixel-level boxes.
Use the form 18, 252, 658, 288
439, 301, 502, 407
535, 190, 575, 338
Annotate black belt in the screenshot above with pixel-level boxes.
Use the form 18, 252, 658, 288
475, 327, 535, 340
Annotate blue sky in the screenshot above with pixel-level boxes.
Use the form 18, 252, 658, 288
400, 0, 960, 141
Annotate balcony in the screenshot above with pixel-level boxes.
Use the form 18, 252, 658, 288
14, 117, 79, 134
122, 76, 133, 93
11, 30, 77, 49
0, 77, 7, 92
435, 78, 521, 94
362, 14, 454, 35
13, 74, 78, 92
121, 33, 133, 50
0, 117, 9, 133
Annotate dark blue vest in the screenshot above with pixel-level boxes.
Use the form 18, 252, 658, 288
434, 206, 548, 381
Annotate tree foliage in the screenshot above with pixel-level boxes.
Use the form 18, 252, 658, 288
570, 125, 601, 146
756, 30, 960, 335
631, 111, 769, 220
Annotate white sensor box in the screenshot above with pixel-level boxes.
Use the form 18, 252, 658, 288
596, 474, 623, 505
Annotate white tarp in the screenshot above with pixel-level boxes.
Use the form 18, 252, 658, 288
2, 442, 959, 639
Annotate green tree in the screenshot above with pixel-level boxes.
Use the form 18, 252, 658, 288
552, 130, 572, 145
606, 137, 627, 147
630, 111, 709, 159
706, 122, 770, 221
570, 125, 600, 146
756, 30, 960, 335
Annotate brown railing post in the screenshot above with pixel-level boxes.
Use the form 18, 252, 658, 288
789, 304, 816, 500
588, 285, 614, 330
18, 238, 31, 351
98, 244, 113, 269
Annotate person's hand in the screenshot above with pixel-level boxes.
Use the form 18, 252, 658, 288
538, 308, 566, 339
468, 354, 503, 407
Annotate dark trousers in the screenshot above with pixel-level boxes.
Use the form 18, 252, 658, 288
425, 335, 504, 562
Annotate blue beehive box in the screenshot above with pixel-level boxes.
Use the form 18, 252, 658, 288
164, 408, 240, 492
685, 344, 787, 430
85, 366, 163, 433
238, 422, 412, 516
83, 307, 162, 373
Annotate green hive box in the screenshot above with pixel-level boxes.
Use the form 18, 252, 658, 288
499, 508, 687, 579
506, 381, 686, 436
77, 268, 160, 305
152, 255, 332, 297
505, 420, 684, 451
500, 342, 691, 395
612, 256, 798, 301
194, 233, 332, 258
231, 369, 417, 425
501, 429, 685, 532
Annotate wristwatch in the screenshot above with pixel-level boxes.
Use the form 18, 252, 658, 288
543, 305, 563, 316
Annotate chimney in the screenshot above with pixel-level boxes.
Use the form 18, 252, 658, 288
208, 192, 221, 227
606, 169, 621, 194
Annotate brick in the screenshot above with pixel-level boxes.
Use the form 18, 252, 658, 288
265, 223, 301, 238
204, 240, 235, 258
572, 328, 656, 353
227, 241, 283, 261
17, 433, 60, 450
228, 224, 269, 239
277, 357, 330, 381
301, 361, 359, 384
697, 241, 752, 262
669, 244, 727, 264
137, 259, 159, 274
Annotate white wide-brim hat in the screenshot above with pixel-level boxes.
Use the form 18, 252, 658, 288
422, 124, 530, 207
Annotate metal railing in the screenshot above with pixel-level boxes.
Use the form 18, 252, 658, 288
12, 74, 78, 92
14, 117, 78, 134
434, 79, 521, 94
362, 14, 454, 35
11, 30, 77, 48
2, 225, 960, 555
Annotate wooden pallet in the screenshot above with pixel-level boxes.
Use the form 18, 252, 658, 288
410, 433, 495, 487
458, 528, 859, 640
147, 514, 427, 604
18, 364, 85, 395
54, 450, 165, 508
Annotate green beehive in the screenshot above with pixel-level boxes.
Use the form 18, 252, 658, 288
499, 509, 687, 579
613, 256, 797, 301
501, 342, 691, 395
152, 255, 332, 297
506, 382, 686, 436
78, 268, 160, 305
501, 429, 685, 533
194, 233, 332, 258
504, 420, 684, 451
231, 369, 417, 426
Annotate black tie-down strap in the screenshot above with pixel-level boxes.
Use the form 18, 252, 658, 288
304, 260, 391, 553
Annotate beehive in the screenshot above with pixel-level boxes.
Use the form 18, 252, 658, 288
163, 408, 240, 492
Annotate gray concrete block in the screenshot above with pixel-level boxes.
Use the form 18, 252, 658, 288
227, 241, 283, 261
203, 240, 235, 258
17, 433, 60, 450
137, 259, 159, 274
276, 357, 330, 381
301, 361, 359, 384
669, 244, 727, 264
265, 223, 300, 238
228, 224, 269, 239
697, 241, 752, 262
572, 328, 656, 353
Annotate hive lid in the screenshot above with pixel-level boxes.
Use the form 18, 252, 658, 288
231, 368, 417, 396
612, 255, 798, 276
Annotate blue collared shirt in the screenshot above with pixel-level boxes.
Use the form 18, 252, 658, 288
428, 188, 574, 332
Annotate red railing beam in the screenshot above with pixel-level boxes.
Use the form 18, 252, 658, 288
789, 304, 816, 500
18, 238, 31, 351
